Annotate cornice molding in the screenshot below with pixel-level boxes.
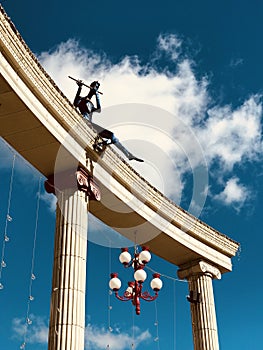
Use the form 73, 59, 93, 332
177, 260, 222, 280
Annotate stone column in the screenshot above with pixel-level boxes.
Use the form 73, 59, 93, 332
45, 167, 101, 350
177, 261, 221, 350
48, 187, 88, 350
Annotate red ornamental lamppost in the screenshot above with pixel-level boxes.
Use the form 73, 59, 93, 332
109, 247, 163, 315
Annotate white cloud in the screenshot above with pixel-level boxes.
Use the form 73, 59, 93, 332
214, 177, 250, 210
37, 37, 208, 119
230, 57, 244, 68
37, 37, 209, 214
39, 191, 57, 213
12, 314, 49, 344
197, 97, 263, 171
156, 33, 182, 61
12, 316, 151, 349
36, 34, 263, 212
85, 324, 151, 350
1, 34, 261, 213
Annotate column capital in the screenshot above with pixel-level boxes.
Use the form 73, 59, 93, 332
44, 167, 101, 201
177, 260, 221, 280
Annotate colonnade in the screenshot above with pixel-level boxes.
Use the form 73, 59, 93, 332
46, 169, 222, 350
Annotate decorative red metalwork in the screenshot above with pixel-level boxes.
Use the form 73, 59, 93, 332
114, 281, 158, 315
109, 247, 162, 315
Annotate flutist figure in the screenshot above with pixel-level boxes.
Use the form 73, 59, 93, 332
73, 80, 101, 122
72, 78, 143, 162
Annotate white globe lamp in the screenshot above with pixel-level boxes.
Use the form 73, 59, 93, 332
109, 273, 121, 291
150, 273, 163, 291
119, 248, 132, 266
139, 247, 151, 264
134, 268, 147, 282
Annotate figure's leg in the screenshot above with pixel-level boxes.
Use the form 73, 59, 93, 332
90, 123, 143, 162
114, 139, 144, 162
91, 123, 113, 144
91, 123, 111, 152
98, 129, 115, 142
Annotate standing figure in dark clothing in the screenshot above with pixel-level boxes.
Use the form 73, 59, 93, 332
73, 80, 101, 122
73, 80, 143, 162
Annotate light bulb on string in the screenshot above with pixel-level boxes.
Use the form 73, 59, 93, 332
6, 214, 12, 222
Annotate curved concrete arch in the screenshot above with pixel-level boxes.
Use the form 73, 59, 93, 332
0, 5, 239, 275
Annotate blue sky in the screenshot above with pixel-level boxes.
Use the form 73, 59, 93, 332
1, 0, 263, 349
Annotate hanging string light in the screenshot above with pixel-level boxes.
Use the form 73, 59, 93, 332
153, 299, 160, 349
0, 154, 16, 290
20, 177, 42, 349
